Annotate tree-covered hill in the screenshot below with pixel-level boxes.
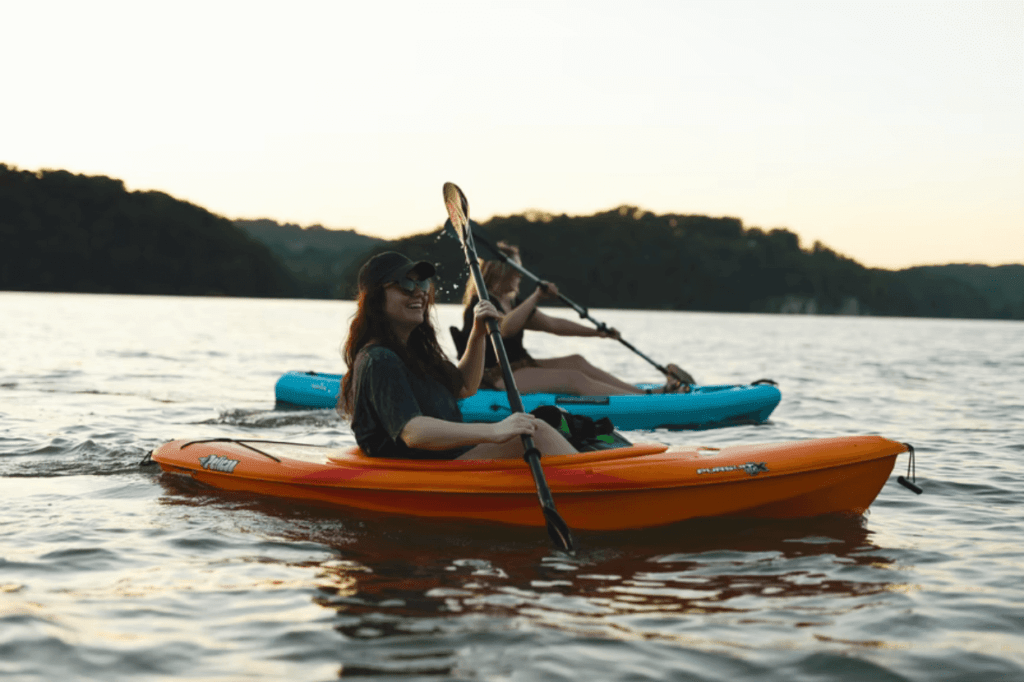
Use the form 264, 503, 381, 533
341, 207, 1021, 320
0, 164, 296, 297
235, 219, 386, 297
908, 264, 1024, 319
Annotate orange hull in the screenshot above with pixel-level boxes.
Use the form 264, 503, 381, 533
150, 436, 907, 530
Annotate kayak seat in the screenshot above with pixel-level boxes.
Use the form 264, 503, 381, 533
450, 326, 468, 359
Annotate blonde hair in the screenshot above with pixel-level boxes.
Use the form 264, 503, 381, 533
461, 242, 521, 306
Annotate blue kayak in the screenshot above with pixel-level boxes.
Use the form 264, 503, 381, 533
274, 370, 781, 431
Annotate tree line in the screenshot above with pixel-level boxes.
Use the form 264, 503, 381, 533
234, 218, 385, 298
1, 164, 295, 297
2, 164, 1020, 319
341, 208, 1022, 320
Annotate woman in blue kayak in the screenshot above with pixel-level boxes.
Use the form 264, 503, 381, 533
338, 251, 576, 461
459, 242, 687, 396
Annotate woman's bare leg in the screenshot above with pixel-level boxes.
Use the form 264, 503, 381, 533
492, 367, 638, 396
534, 355, 644, 394
457, 421, 576, 460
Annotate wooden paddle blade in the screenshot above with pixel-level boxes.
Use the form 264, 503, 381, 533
442, 182, 470, 238
442, 218, 502, 258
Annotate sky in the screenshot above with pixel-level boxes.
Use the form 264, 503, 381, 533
4, 0, 1022, 269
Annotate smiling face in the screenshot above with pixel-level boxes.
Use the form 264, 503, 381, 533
382, 273, 431, 339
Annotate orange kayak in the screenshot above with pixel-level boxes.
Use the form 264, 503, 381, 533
148, 436, 911, 530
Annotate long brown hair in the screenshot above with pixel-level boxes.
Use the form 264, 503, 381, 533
461, 242, 521, 306
338, 280, 460, 418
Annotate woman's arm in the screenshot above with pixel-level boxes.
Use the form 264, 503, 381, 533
526, 308, 619, 338
400, 413, 542, 450
457, 300, 501, 398
505, 282, 616, 338
526, 308, 596, 336
497, 287, 542, 338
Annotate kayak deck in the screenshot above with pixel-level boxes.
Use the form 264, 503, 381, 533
150, 436, 908, 530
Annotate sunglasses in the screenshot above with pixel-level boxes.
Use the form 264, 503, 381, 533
390, 276, 432, 294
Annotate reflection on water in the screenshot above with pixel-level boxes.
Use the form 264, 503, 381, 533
155, 476, 917, 677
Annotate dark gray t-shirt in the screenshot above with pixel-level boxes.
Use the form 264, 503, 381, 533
351, 345, 471, 460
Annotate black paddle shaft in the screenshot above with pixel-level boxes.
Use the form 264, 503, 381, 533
443, 182, 574, 552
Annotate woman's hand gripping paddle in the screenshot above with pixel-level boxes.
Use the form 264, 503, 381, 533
443, 182, 575, 553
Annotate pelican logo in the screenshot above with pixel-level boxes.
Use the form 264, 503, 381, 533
741, 462, 769, 476
199, 454, 240, 473
697, 462, 769, 477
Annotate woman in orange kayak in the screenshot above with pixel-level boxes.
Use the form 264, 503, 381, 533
459, 242, 688, 395
338, 251, 576, 461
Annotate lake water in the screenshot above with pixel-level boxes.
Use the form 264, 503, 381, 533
1, 291, 1022, 681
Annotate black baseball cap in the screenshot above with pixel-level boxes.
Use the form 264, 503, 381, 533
358, 252, 436, 292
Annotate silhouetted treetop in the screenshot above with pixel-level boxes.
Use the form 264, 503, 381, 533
1, 164, 296, 297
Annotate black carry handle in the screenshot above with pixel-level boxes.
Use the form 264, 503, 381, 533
443, 183, 575, 552
897, 443, 923, 494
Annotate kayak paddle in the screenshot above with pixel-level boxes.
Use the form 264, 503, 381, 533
443, 217, 696, 387
443, 182, 575, 553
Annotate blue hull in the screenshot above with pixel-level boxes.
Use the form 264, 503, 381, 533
275, 370, 781, 431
